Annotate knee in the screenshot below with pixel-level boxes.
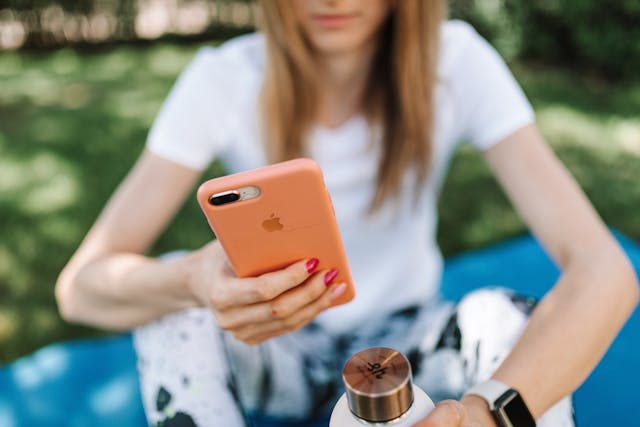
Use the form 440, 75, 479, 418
457, 288, 511, 321
455, 287, 533, 341
458, 287, 536, 317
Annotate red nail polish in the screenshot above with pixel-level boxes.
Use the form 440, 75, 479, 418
306, 258, 319, 273
324, 268, 339, 286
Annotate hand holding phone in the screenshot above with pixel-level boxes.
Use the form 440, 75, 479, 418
197, 158, 355, 306
185, 240, 347, 345
193, 158, 355, 344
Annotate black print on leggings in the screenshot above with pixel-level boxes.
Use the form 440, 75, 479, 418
156, 386, 172, 411
435, 313, 462, 351
155, 386, 198, 427
157, 411, 197, 427
509, 294, 537, 315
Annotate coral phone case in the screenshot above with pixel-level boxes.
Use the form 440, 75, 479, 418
196, 158, 355, 307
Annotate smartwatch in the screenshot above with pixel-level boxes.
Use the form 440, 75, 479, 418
464, 379, 536, 427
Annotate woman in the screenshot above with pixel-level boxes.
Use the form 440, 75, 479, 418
56, 1, 638, 426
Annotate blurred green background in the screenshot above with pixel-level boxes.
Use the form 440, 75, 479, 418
1, 0, 639, 363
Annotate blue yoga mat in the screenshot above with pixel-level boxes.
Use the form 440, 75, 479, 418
1, 233, 639, 427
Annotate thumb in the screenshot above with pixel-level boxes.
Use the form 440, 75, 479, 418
413, 400, 468, 427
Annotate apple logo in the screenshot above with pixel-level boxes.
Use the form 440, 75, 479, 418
262, 213, 284, 232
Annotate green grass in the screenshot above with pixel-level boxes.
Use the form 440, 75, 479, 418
1, 42, 639, 363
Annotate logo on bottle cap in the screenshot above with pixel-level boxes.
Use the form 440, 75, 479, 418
342, 347, 414, 423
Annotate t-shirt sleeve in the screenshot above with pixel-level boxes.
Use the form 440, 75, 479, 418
452, 23, 535, 151
146, 48, 234, 170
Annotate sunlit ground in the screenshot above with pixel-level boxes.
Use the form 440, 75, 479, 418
0, 42, 639, 363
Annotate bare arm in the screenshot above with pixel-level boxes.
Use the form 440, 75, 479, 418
56, 149, 346, 335
416, 124, 639, 426
484, 124, 639, 416
55, 149, 202, 329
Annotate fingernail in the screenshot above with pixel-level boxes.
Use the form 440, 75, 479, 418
324, 268, 339, 286
306, 258, 319, 273
330, 283, 347, 300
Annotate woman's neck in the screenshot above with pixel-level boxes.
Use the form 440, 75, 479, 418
314, 42, 377, 128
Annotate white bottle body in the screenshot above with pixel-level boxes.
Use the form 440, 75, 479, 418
329, 384, 435, 426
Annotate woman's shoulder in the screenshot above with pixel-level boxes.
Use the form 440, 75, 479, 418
144, 33, 267, 171
439, 20, 488, 71
213, 32, 266, 70
437, 20, 514, 88
441, 19, 479, 42
437, 20, 534, 150
186, 32, 266, 84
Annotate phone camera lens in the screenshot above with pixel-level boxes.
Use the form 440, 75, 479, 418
210, 191, 240, 206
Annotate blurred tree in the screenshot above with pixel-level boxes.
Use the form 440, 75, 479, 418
1, 1, 638, 75
114, 0, 136, 39
450, 0, 640, 79
516, 1, 640, 78
0, 0, 255, 49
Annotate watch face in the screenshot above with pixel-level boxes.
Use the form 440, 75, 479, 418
495, 390, 536, 427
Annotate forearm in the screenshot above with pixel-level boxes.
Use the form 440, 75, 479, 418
492, 246, 639, 418
56, 252, 200, 330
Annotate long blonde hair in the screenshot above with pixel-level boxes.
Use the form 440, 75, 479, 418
258, 0, 444, 209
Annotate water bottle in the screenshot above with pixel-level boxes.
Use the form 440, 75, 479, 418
330, 347, 435, 426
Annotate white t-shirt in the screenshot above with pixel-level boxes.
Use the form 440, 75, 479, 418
147, 21, 534, 334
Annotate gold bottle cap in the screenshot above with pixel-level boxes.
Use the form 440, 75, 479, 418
342, 347, 414, 423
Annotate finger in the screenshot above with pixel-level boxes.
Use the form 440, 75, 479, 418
213, 257, 319, 309
216, 267, 334, 330
243, 329, 285, 346
234, 282, 347, 343
412, 400, 467, 427
275, 281, 346, 329
269, 268, 339, 318
237, 280, 344, 340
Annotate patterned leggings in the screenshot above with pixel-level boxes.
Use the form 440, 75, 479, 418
133, 288, 575, 426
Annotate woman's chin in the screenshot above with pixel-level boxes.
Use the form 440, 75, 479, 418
307, 33, 374, 57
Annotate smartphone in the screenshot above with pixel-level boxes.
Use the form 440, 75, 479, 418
196, 158, 355, 307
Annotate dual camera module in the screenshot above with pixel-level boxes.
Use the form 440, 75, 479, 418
209, 186, 261, 206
